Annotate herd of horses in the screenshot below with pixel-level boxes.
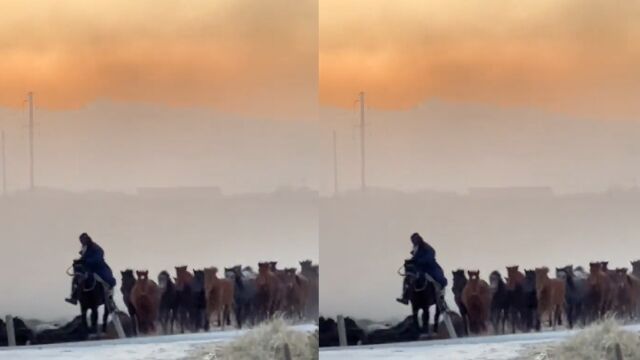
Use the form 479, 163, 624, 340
408, 260, 640, 337
75, 260, 319, 336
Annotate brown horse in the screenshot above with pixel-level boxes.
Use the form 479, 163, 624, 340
203, 267, 234, 330
283, 268, 309, 320
130, 270, 160, 334
506, 266, 525, 290
461, 270, 491, 334
300, 260, 319, 319
256, 262, 282, 320
588, 262, 612, 321
612, 268, 634, 319
534, 267, 565, 330
269, 261, 287, 312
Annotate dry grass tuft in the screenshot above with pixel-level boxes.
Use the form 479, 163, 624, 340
527, 318, 640, 360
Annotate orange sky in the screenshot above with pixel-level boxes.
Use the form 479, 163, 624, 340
3, 1, 639, 119
0, 0, 317, 118
320, 0, 640, 118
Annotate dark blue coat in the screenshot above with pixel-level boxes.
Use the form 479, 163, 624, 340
412, 241, 447, 288
80, 242, 116, 288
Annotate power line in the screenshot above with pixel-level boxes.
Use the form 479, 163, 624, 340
27, 92, 34, 190
333, 130, 339, 195
359, 92, 365, 190
1, 130, 6, 196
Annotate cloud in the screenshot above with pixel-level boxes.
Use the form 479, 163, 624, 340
320, 0, 640, 118
0, 0, 318, 119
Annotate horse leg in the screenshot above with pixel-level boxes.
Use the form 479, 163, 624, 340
102, 306, 109, 334
433, 304, 441, 335
81, 305, 89, 333
91, 307, 99, 334
411, 303, 420, 333
422, 308, 431, 337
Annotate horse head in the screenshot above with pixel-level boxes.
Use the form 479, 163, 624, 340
631, 260, 640, 275
489, 271, 503, 291
269, 261, 279, 272
300, 260, 313, 273
467, 270, 480, 282
158, 270, 171, 289
534, 267, 549, 282
224, 266, 236, 280
555, 265, 573, 281
258, 262, 271, 275
136, 270, 149, 281
284, 268, 297, 288
589, 262, 602, 275
506, 265, 524, 289
204, 267, 219, 282
613, 268, 630, 290
600, 261, 610, 272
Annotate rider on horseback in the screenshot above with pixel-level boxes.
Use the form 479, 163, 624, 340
65, 233, 117, 305
396, 232, 447, 305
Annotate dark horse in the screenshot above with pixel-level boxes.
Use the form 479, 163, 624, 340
71, 260, 110, 335
175, 266, 194, 334
402, 259, 440, 336
225, 265, 257, 329
158, 270, 179, 334
489, 271, 509, 334
556, 265, 588, 329
523, 270, 540, 331
120, 270, 137, 336
191, 269, 208, 331
451, 269, 469, 336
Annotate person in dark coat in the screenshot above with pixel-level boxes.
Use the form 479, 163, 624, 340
65, 233, 116, 305
396, 232, 447, 305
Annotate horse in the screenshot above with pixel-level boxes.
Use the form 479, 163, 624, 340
70, 260, 110, 335
158, 270, 179, 334
505, 265, 526, 333
300, 260, 319, 319
283, 268, 309, 320
204, 267, 235, 330
534, 267, 565, 330
402, 259, 440, 336
269, 261, 288, 312
451, 269, 469, 336
191, 269, 208, 331
461, 270, 490, 334
587, 262, 612, 321
612, 268, 634, 320
631, 260, 640, 278
174, 266, 194, 333
489, 271, 509, 334
130, 270, 160, 334
225, 265, 257, 328
120, 269, 138, 335
556, 265, 588, 329
256, 262, 282, 321
523, 270, 540, 331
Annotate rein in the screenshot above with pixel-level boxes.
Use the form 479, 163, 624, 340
398, 265, 428, 292
67, 264, 98, 292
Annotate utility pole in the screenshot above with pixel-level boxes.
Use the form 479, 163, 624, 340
358, 91, 366, 191
333, 130, 339, 195
27, 92, 34, 190
1, 130, 6, 196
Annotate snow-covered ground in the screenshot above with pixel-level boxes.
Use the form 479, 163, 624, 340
0, 324, 316, 360
320, 324, 640, 359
